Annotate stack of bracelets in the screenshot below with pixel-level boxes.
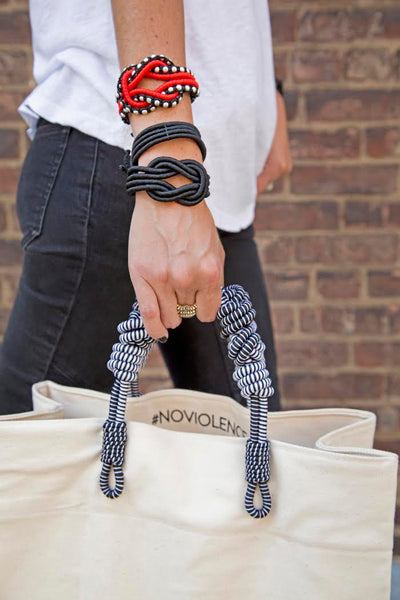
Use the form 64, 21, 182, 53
116, 54, 208, 207
116, 54, 284, 207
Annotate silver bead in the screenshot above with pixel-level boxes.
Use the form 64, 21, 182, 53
185, 85, 190, 91
163, 102, 169, 108
176, 84, 182, 91
171, 66, 177, 72
163, 66, 168, 73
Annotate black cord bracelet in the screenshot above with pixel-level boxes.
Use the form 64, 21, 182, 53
120, 121, 207, 173
125, 156, 210, 207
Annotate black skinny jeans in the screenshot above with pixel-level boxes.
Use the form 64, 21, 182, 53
0, 117, 280, 414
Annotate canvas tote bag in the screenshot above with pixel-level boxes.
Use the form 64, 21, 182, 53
0, 285, 398, 600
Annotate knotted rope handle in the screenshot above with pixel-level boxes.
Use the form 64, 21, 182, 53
99, 284, 274, 518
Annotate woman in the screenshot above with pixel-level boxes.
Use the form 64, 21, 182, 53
0, 0, 291, 414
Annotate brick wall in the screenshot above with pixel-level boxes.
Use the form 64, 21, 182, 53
0, 0, 399, 555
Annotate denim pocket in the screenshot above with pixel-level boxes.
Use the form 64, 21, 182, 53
16, 120, 71, 250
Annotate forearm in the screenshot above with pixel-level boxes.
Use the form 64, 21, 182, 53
111, 0, 195, 137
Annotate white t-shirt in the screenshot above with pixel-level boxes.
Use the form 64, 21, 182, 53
18, 0, 277, 232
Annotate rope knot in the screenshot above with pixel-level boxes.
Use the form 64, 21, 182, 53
101, 420, 128, 467
245, 439, 271, 483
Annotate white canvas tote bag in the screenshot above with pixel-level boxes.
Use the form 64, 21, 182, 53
0, 285, 398, 600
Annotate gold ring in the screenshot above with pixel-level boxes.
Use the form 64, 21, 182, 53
177, 303, 197, 319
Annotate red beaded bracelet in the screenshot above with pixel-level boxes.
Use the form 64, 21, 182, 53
116, 54, 200, 123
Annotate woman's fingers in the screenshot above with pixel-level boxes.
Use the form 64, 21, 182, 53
132, 277, 167, 340
156, 283, 182, 330
195, 285, 222, 322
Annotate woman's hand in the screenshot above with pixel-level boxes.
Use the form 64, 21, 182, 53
127, 139, 225, 340
128, 198, 225, 340
257, 90, 292, 195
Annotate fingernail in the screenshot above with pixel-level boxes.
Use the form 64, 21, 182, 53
158, 336, 168, 344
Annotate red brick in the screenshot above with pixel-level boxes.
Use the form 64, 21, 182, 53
390, 343, 400, 366
0, 240, 22, 266
295, 237, 330, 263
277, 340, 348, 368
264, 271, 309, 301
317, 271, 361, 299
298, 11, 354, 42
255, 201, 338, 231
270, 11, 296, 43
298, 9, 400, 42
388, 306, 400, 334
291, 166, 397, 195
302, 306, 387, 335
366, 128, 400, 158
284, 91, 298, 122
299, 307, 320, 334
369, 271, 400, 297
366, 8, 400, 40
0, 50, 30, 85
388, 375, 400, 397
282, 372, 385, 400
292, 50, 341, 83
354, 341, 387, 367
344, 49, 393, 81
307, 90, 400, 122
295, 235, 397, 265
1, 272, 20, 307
9, 202, 21, 234
376, 406, 400, 434
0, 202, 6, 232
273, 51, 287, 81
0, 129, 19, 159
0, 308, 11, 337
290, 128, 359, 160
345, 202, 383, 228
387, 204, 400, 226
0, 11, 30, 44
0, 168, 21, 195
0, 90, 29, 121
270, 306, 294, 335
261, 237, 293, 263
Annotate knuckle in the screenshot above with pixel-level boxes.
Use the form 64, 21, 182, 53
200, 260, 221, 285
140, 304, 158, 321
172, 268, 194, 290
154, 267, 169, 285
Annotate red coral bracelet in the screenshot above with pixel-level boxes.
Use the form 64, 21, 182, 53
116, 54, 200, 123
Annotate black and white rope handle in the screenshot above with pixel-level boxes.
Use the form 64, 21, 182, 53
99, 284, 274, 518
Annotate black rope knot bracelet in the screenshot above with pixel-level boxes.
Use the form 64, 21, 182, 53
125, 156, 210, 207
